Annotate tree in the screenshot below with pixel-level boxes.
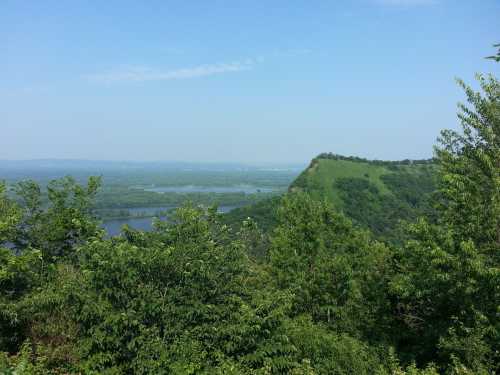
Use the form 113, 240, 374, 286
390, 74, 500, 372
436, 74, 499, 256
0, 183, 43, 353
20, 205, 301, 373
0, 183, 21, 246
486, 43, 500, 62
269, 193, 393, 341
1, 177, 102, 357
13, 176, 103, 261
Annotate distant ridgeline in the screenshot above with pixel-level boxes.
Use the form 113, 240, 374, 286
289, 153, 437, 242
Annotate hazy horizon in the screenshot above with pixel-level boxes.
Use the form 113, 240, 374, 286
0, 158, 307, 168
2, 0, 499, 163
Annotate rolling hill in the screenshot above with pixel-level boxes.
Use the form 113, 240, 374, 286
226, 153, 437, 242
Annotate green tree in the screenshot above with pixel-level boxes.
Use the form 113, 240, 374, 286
390, 74, 500, 372
13, 176, 103, 261
0, 182, 21, 244
21, 206, 301, 373
0, 183, 44, 353
436, 74, 499, 255
269, 193, 393, 341
1, 177, 101, 358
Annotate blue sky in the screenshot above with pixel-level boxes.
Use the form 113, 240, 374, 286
1, 0, 499, 163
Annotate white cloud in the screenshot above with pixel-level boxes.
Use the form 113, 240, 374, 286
86, 59, 257, 84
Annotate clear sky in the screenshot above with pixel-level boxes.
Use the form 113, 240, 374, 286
1, 0, 499, 163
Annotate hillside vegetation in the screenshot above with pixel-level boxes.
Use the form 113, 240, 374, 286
1, 72, 498, 373
226, 155, 437, 242
289, 156, 437, 241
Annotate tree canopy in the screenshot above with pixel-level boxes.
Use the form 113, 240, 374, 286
1, 58, 499, 374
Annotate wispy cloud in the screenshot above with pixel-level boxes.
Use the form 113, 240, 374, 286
86, 58, 261, 84
374, 0, 437, 6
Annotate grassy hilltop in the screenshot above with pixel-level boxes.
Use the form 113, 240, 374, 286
227, 154, 437, 241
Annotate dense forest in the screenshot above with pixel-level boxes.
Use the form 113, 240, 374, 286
1, 70, 499, 373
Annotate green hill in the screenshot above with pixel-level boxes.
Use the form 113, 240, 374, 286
291, 157, 391, 205
290, 154, 437, 240
225, 154, 437, 242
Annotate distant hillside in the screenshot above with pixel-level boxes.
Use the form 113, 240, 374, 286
225, 154, 437, 242
289, 154, 437, 241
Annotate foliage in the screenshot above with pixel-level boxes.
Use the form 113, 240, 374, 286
12, 176, 103, 262
222, 196, 281, 235
283, 316, 387, 374
486, 43, 500, 62
435, 74, 499, 255
0, 248, 43, 352
389, 74, 499, 373
0, 182, 21, 244
1, 57, 498, 375
6, 206, 303, 373
269, 193, 393, 341
290, 157, 437, 241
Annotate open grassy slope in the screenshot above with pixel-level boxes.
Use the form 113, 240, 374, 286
291, 158, 392, 206
289, 155, 437, 240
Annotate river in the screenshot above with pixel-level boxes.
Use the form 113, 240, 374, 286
101, 205, 240, 237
